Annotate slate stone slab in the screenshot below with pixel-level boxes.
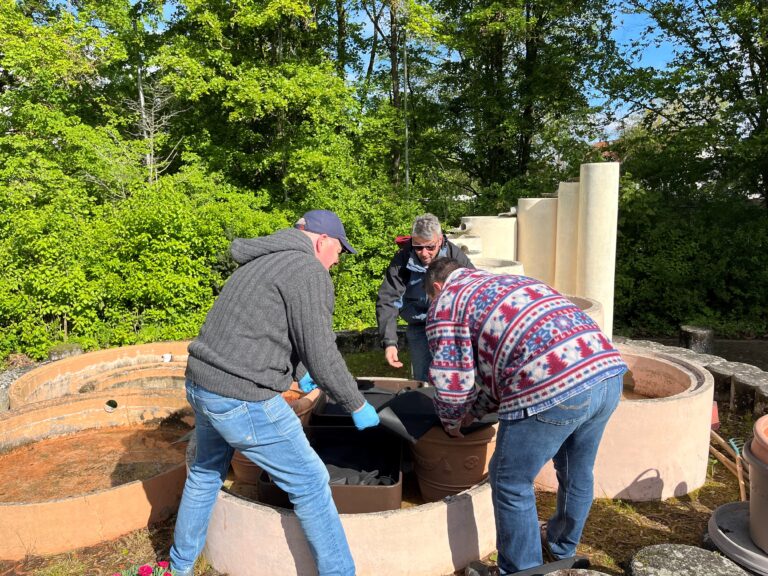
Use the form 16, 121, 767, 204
630, 543, 749, 576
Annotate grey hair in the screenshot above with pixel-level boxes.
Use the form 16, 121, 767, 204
411, 213, 442, 239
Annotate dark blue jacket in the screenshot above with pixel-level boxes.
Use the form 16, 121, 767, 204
375, 235, 474, 348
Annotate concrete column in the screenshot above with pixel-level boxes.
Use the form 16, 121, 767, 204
449, 235, 483, 258
576, 163, 620, 337
459, 216, 517, 260
554, 181, 580, 295
517, 198, 558, 286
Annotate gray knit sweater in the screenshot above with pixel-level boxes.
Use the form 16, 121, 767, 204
186, 227, 365, 413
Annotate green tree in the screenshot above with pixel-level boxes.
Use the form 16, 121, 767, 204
605, 0, 768, 203
428, 0, 613, 208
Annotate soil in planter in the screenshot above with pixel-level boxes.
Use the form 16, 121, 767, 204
0, 419, 192, 503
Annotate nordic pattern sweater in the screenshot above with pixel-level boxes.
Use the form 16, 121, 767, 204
426, 268, 627, 429
186, 227, 365, 413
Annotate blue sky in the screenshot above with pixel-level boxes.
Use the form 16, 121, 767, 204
612, 11, 676, 69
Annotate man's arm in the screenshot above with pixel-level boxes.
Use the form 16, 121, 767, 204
469, 388, 499, 420
426, 317, 478, 431
284, 265, 365, 414
375, 251, 408, 348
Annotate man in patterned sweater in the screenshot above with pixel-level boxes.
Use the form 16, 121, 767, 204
424, 258, 627, 574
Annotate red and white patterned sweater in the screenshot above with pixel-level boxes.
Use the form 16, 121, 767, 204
426, 268, 627, 428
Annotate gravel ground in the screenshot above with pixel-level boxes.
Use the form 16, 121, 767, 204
0, 364, 38, 410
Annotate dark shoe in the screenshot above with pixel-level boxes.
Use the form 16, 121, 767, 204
539, 521, 557, 563
465, 560, 500, 576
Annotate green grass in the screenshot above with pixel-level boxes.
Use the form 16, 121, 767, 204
343, 349, 413, 379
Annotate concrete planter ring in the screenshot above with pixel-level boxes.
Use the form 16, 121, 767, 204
742, 441, 768, 555
9, 341, 190, 408
535, 344, 715, 501
0, 389, 191, 560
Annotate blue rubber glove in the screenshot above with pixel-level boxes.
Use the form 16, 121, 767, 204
351, 401, 380, 430
298, 372, 318, 393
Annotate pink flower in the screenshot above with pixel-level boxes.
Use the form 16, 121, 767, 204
164, 573, 172, 576
157, 561, 169, 569
137, 565, 153, 576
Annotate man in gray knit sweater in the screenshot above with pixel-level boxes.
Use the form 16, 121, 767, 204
170, 210, 379, 576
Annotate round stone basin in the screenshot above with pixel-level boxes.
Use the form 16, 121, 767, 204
535, 344, 715, 501
9, 341, 190, 408
204, 444, 496, 576
0, 389, 191, 560
202, 375, 497, 576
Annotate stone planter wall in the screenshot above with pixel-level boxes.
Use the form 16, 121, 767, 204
612, 337, 768, 418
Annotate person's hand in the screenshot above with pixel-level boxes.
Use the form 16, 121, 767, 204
460, 412, 476, 427
384, 345, 403, 369
352, 401, 380, 430
444, 423, 464, 438
444, 413, 475, 438
298, 372, 318, 393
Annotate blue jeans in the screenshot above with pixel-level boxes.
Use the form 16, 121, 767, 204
170, 380, 355, 576
406, 323, 431, 382
489, 374, 623, 574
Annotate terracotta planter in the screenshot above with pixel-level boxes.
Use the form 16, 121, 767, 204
411, 424, 497, 502
751, 414, 768, 465
231, 387, 322, 485
230, 450, 263, 485
742, 441, 768, 554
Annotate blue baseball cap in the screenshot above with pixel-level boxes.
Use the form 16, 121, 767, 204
295, 210, 357, 254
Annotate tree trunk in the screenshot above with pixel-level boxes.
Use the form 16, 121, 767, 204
365, 4, 380, 85
336, 0, 348, 77
389, 1, 401, 184
517, 0, 538, 177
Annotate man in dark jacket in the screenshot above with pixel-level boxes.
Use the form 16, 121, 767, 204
170, 210, 379, 576
376, 213, 473, 381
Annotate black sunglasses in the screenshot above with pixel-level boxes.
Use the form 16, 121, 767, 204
413, 243, 438, 251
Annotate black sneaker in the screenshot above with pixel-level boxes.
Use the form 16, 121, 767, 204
464, 560, 500, 576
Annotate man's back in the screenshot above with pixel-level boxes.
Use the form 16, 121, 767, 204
427, 268, 626, 419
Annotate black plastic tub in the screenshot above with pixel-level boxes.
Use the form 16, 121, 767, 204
257, 426, 403, 513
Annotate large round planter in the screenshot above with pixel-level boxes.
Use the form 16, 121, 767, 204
535, 344, 714, 501
9, 341, 190, 408
751, 414, 768, 464
230, 387, 322, 485
0, 389, 190, 560
742, 441, 768, 554
411, 424, 497, 502
202, 430, 496, 576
